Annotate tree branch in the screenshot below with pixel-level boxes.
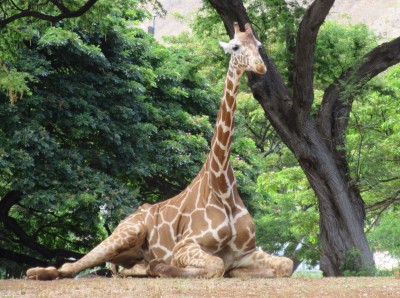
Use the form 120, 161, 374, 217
318, 36, 400, 152
366, 192, 400, 211
50, 0, 72, 14
292, 0, 335, 117
377, 177, 399, 183
0, 247, 48, 267
0, 190, 84, 260
0, 0, 98, 29
206, 0, 250, 38
365, 193, 400, 232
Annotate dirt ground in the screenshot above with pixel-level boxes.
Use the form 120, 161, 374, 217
0, 277, 399, 298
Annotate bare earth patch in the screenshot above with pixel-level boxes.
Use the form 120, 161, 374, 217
1, 277, 399, 297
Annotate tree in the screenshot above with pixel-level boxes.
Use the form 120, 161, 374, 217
0, 0, 166, 29
0, 0, 146, 104
0, 0, 99, 29
0, 0, 166, 106
207, 0, 400, 276
0, 12, 218, 277
190, 5, 383, 270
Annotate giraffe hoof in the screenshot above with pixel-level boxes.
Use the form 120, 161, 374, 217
148, 259, 166, 276
26, 267, 59, 280
205, 257, 225, 278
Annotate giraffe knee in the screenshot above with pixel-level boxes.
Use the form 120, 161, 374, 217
246, 251, 294, 277
58, 263, 78, 278
205, 256, 225, 278
278, 257, 294, 277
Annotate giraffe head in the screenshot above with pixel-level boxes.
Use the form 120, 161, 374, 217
219, 22, 266, 74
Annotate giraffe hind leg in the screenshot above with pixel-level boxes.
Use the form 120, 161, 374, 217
26, 214, 146, 280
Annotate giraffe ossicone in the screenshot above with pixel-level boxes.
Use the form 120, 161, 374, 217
26, 22, 293, 280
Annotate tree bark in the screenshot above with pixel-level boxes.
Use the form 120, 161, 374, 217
208, 0, 400, 275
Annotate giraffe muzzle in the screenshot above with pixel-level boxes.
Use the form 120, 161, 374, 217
251, 57, 266, 74
254, 63, 267, 74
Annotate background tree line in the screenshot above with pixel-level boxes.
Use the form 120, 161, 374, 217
0, 0, 399, 278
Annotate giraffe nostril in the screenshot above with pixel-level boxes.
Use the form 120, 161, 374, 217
256, 64, 267, 74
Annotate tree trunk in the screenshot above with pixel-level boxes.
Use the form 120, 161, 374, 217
294, 119, 373, 275
207, 0, 400, 276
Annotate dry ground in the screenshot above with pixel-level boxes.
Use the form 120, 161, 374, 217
1, 277, 399, 298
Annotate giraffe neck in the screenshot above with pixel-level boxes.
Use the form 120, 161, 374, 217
207, 61, 243, 198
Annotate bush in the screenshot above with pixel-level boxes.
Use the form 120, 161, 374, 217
340, 248, 375, 276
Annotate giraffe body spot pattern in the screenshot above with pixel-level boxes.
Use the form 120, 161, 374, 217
26, 22, 293, 280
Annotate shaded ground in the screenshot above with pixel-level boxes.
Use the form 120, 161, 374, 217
1, 277, 399, 297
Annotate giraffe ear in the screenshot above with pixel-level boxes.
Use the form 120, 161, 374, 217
219, 41, 233, 54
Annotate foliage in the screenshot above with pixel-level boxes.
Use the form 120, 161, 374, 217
340, 248, 376, 277
314, 20, 378, 89
0, 1, 98, 26
254, 163, 320, 264
0, 0, 156, 29
0, 0, 148, 103
345, 65, 400, 256
368, 211, 400, 258
0, 5, 219, 276
347, 66, 400, 198
0, 62, 34, 104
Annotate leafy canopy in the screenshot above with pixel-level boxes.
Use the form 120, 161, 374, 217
0, 2, 219, 276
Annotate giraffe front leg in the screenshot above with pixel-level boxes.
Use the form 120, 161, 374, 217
147, 259, 208, 278
226, 267, 276, 278
26, 214, 146, 280
232, 251, 293, 278
26, 267, 60, 280
145, 242, 225, 278
26, 260, 86, 280
162, 242, 225, 278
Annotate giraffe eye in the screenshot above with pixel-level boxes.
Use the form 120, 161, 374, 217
232, 45, 240, 51
258, 45, 263, 51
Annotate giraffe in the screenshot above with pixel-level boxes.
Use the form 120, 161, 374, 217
26, 22, 293, 280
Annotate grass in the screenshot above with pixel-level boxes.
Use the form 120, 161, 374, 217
1, 276, 400, 297
292, 270, 323, 278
